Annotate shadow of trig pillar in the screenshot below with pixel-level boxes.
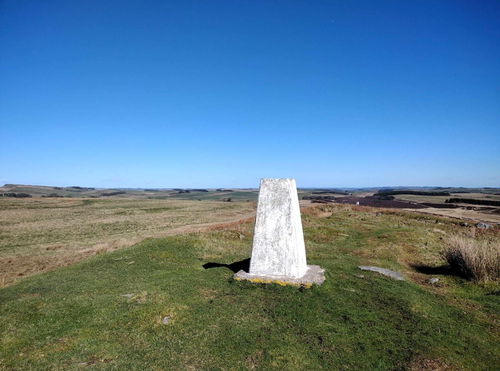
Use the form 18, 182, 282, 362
234, 178, 325, 286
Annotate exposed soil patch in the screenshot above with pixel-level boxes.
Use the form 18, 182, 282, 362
409, 357, 451, 370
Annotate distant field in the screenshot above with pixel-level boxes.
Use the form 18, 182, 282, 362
0, 198, 257, 286
393, 194, 451, 204
394, 192, 500, 205
0, 184, 353, 202
390, 193, 500, 223
167, 190, 259, 201
406, 207, 500, 224
0, 184, 258, 201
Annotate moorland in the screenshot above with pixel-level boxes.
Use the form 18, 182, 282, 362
0, 184, 499, 369
1, 184, 499, 286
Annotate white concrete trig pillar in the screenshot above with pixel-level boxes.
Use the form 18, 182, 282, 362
234, 178, 325, 286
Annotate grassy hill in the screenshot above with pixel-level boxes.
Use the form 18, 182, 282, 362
1, 205, 498, 369
0, 184, 345, 202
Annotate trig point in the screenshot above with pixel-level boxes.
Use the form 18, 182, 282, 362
234, 178, 325, 286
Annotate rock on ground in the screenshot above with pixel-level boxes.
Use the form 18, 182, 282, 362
476, 222, 492, 229
358, 266, 405, 281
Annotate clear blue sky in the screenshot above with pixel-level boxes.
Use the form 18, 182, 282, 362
1, 0, 499, 188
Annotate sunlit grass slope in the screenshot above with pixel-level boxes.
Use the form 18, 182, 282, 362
1, 206, 498, 370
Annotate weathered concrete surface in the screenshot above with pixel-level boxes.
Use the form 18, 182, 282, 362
235, 178, 325, 286
234, 265, 325, 287
358, 266, 405, 281
249, 178, 307, 278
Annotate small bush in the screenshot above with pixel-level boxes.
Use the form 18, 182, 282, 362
443, 236, 500, 282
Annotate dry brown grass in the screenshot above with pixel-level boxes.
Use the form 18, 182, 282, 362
0, 198, 258, 286
405, 206, 500, 224
409, 357, 451, 371
443, 235, 500, 282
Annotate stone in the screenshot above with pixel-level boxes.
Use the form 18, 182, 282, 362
162, 316, 170, 325
234, 264, 325, 286
234, 178, 325, 286
358, 266, 405, 281
427, 277, 439, 284
342, 287, 356, 292
476, 222, 491, 229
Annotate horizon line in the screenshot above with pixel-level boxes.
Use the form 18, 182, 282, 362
2, 183, 500, 190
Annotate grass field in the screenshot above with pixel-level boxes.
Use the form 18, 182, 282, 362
0, 198, 256, 287
1, 203, 499, 369
0, 183, 349, 202
394, 193, 500, 205
390, 193, 500, 224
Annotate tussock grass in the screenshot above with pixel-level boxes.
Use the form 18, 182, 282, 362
443, 236, 500, 282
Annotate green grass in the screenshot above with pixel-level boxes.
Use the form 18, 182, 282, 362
1, 206, 499, 370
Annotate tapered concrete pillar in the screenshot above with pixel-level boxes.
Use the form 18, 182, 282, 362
249, 178, 307, 278
234, 178, 325, 286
